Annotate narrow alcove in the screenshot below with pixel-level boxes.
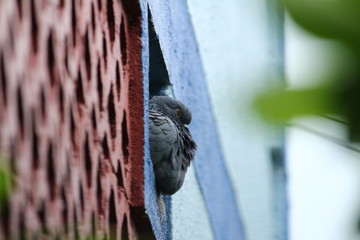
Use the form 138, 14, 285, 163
108, 189, 117, 240
71, 0, 77, 47
61, 184, 69, 234
16, 0, 23, 19
16, 86, 24, 139
148, 9, 173, 97
106, 0, 115, 43
30, 0, 39, 53
84, 27, 91, 80
47, 141, 56, 200
0, 52, 7, 106
84, 132, 92, 188
47, 30, 56, 85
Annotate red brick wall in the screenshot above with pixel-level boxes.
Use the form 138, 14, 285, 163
0, 0, 152, 239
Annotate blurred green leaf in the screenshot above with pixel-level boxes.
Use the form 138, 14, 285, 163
282, 0, 360, 50
0, 155, 12, 206
254, 86, 338, 122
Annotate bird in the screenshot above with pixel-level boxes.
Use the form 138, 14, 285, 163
149, 96, 197, 195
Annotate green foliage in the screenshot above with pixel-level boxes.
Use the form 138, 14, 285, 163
282, 0, 360, 49
254, 85, 338, 122
254, 0, 360, 141
0, 154, 12, 206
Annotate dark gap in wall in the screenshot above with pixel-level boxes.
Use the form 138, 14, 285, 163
115, 61, 121, 101
64, 37, 69, 73
97, 0, 102, 11
91, 106, 97, 130
130, 206, 155, 239
102, 33, 108, 70
9, 142, 17, 180
37, 201, 47, 233
108, 84, 116, 139
31, 112, 39, 169
0, 52, 7, 106
109, 189, 117, 240
71, 0, 77, 47
17, 86, 24, 139
58, 83, 64, 122
0, 196, 10, 237
16, 0, 23, 19
73, 207, 80, 239
84, 27, 91, 80
121, 112, 129, 164
102, 134, 110, 159
19, 210, 26, 240
47, 30, 56, 86
117, 160, 123, 187
106, 0, 115, 43
10, 140, 18, 188
70, 107, 76, 149
84, 132, 92, 188
61, 184, 69, 234
79, 183, 84, 215
47, 141, 56, 200
30, 0, 39, 53
59, 0, 65, 8
120, 17, 127, 65
148, 9, 172, 97
40, 86, 46, 120
97, 59, 103, 111
76, 70, 85, 104
120, 0, 141, 23
271, 147, 284, 169
121, 215, 129, 240
91, 3, 96, 36
96, 161, 103, 214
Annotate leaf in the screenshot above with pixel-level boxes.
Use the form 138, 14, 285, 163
0, 155, 12, 206
282, 0, 360, 48
254, 86, 338, 122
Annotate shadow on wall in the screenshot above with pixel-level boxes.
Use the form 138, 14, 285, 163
148, 9, 174, 98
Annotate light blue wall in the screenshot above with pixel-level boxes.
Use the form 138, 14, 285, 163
141, 0, 285, 239
141, 0, 245, 239
186, 0, 286, 240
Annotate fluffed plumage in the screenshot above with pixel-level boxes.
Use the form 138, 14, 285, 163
149, 96, 197, 195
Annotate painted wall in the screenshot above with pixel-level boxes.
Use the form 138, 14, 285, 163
141, 0, 245, 239
141, 0, 286, 239
186, 1, 286, 240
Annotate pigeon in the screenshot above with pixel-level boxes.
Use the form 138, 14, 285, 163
149, 96, 197, 195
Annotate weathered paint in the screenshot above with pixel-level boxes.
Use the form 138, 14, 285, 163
187, 0, 287, 239
141, 0, 245, 239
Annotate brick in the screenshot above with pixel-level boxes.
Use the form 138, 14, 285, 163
0, 0, 152, 239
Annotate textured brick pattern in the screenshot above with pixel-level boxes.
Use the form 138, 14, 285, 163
0, 0, 152, 239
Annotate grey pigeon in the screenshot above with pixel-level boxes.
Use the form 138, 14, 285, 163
149, 96, 197, 195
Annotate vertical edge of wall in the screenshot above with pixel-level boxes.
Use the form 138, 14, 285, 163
266, 0, 288, 239
121, 0, 144, 207
139, 1, 172, 240
145, 0, 246, 239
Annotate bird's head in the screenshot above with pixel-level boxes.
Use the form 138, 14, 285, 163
150, 96, 192, 126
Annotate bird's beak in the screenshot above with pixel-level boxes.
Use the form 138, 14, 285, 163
184, 124, 189, 129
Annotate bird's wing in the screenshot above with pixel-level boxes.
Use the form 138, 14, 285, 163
149, 110, 179, 167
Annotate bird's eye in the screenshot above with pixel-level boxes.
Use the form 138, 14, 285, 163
175, 108, 181, 115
